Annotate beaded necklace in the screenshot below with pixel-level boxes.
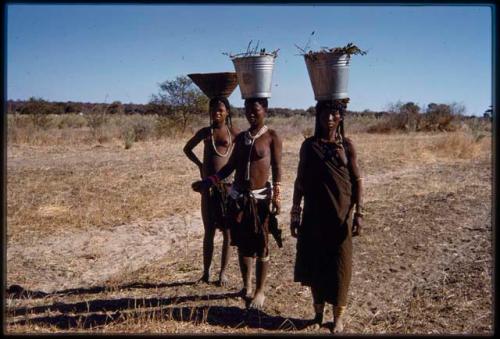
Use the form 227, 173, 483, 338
244, 125, 269, 180
210, 125, 233, 157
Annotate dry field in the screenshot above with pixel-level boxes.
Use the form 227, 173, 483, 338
5, 115, 493, 334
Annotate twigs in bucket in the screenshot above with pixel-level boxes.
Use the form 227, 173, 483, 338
296, 41, 367, 61
224, 40, 279, 59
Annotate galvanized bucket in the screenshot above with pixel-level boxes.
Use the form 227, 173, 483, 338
304, 52, 350, 100
231, 54, 275, 99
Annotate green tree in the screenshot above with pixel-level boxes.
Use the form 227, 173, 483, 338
399, 102, 420, 132
423, 103, 458, 131
150, 75, 208, 131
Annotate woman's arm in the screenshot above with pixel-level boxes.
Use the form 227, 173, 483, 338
191, 134, 239, 192
291, 141, 307, 237
345, 138, 364, 236
183, 128, 206, 178
345, 138, 363, 212
270, 130, 283, 215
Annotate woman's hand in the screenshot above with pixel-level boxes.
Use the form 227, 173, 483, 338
290, 205, 301, 238
352, 212, 364, 236
272, 199, 281, 215
290, 220, 299, 238
192, 179, 212, 193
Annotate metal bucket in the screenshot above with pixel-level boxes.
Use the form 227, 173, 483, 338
231, 54, 275, 99
304, 53, 350, 100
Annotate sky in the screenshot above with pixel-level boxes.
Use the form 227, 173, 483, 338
6, 4, 493, 115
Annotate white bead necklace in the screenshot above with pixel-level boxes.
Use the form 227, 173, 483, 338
210, 125, 233, 158
244, 125, 269, 180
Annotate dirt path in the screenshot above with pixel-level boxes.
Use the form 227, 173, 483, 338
4, 160, 468, 292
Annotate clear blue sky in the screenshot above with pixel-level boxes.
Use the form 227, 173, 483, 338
6, 4, 493, 115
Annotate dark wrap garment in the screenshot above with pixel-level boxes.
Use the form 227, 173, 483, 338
294, 137, 355, 306
201, 181, 231, 231
200, 128, 234, 231
226, 183, 272, 258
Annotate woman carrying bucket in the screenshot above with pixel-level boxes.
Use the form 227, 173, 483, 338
192, 49, 283, 310
184, 72, 240, 287
291, 47, 365, 333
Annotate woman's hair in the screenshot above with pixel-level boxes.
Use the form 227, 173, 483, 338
244, 97, 269, 110
209, 96, 232, 127
314, 99, 348, 141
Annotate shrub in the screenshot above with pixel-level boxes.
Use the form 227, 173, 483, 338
155, 116, 183, 139
29, 113, 53, 129
427, 132, 481, 159
85, 106, 110, 142
57, 114, 87, 129
123, 128, 135, 149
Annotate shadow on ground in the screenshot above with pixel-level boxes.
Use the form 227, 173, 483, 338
8, 290, 310, 331
6, 281, 199, 299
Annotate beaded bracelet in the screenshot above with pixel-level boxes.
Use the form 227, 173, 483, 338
207, 175, 220, 185
273, 182, 282, 203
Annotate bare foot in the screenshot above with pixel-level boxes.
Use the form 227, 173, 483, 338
331, 315, 345, 334
249, 291, 266, 310
196, 274, 209, 284
216, 274, 228, 287
308, 313, 323, 330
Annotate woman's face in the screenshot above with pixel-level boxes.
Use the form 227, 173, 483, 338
245, 101, 266, 128
318, 106, 342, 133
210, 101, 228, 125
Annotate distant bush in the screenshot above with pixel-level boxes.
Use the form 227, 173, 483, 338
155, 116, 182, 138
84, 106, 110, 143
107, 101, 124, 115
57, 114, 87, 129
366, 102, 473, 133
119, 115, 156, 148
427, 132, 483, 159
29, 113, 54, 129
417, 103, 457, 131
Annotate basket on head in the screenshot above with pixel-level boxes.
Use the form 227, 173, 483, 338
187, 72, 238, 99
304, 52, 350, 101
231, 54, 276, 99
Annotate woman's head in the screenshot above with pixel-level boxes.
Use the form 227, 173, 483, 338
314, 99, 348, 139
209, 97, 231, 127
244, 98, 268, 128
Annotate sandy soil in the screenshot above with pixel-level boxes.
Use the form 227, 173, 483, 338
5, 134, 493, 334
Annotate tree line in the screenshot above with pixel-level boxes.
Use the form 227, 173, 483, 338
7, 76, 492, 127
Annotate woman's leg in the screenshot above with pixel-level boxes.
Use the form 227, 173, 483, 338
311, 285, 325, 328
199, 193, 215, 283
238, 250, 254, 299
249, 255, 269, 309
217, 228, 232, 286
331, 305, 347, 333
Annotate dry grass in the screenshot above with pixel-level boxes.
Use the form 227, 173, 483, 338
5, 115, 492, 334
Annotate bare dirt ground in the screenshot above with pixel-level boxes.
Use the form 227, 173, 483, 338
5, 131, 493, 334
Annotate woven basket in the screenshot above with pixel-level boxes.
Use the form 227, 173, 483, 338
188, 72, 238, 99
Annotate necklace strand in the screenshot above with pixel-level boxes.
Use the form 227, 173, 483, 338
244, 125, 268, 180
211, 125, 233, 157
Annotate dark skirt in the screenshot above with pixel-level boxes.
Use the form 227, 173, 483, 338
226, 191, 271, 258
294, 207, 353, 305
201, 183, 231, 231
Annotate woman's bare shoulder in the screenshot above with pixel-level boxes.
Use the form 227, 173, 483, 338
229, 126, 241, 137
